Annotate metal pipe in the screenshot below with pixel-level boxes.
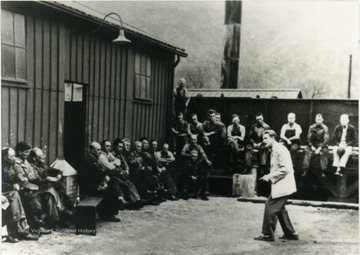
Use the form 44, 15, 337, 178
169, 54, 181, 70
348, 54, 352, 99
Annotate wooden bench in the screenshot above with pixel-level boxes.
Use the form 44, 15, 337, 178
75, 196, 104, 236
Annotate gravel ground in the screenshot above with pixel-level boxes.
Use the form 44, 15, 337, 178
2, 197, 359, 255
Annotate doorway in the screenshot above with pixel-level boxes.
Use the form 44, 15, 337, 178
64, 82, 86, 171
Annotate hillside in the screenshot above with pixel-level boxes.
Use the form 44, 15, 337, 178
75, 1, 358, 99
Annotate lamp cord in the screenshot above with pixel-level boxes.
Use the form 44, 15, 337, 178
88, 12, 123, 34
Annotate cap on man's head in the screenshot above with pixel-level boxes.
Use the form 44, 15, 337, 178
179, 78, 186, 84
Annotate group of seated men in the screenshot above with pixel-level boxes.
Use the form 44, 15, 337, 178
2, 135, 214, 242
2, 142, 74, 243
77, 135, 213, 222
172, 109, 357, 178
2, 109, 356, 242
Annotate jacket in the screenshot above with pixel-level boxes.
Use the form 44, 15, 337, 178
333, 124, 357, 147
268, 143, 297, 199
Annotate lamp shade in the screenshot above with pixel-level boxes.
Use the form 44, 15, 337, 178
113, 28, 131, 44
50, 157, 77, 176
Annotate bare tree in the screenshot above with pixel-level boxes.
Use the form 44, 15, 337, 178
177, 65, 210, 88
300, 80, 327, 99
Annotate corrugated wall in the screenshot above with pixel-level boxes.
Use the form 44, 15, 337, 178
65, 29, 174, 145
2, 6, 66, 164
2, 2, 176, 165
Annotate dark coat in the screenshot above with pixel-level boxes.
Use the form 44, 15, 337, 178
333, 124, 357, 146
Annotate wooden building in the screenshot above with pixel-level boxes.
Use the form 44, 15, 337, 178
1, 1, 187, 168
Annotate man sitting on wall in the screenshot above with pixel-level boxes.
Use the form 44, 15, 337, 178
279, 113, 302, 165
188, 113, 206, 146
302, 114, 329, 178
202, 109, 224, 159
245, 113, 271, 173
332, 114, 357, 176
80, 142, 121, 222
171, 112, 189, 156
227, 114, 246, 172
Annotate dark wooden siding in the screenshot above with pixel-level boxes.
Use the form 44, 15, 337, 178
2, 2, 177, 165
65, 30, 174, 145
2, 5, 66, 164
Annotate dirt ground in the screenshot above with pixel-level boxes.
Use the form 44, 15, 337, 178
2, 197, 359, 255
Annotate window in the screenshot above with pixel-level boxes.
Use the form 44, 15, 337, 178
1, 9, 26, 81
65, 83, 84, 102
134, 52, 151, 100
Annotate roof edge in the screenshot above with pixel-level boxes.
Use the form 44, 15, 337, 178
37, 1, 188, 57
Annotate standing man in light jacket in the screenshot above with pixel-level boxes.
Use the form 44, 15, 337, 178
254, 130, 298, 242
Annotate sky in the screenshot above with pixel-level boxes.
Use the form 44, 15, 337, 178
61, 0, 359, 99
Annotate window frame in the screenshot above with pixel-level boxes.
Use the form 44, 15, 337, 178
134, 52, 152, 103
1, 8, 27, 84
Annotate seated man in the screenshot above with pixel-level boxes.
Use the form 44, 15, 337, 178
181, 135, 211, 166
215, 112, 227, 144
14, 142, 53, 234
188, 114, 204, 139
154, 143, 178, 200
180, 150, 211, 201
279, 113, 302, 165
202, 109, 224, 158
149, 139, 159, 154
121, 139, 153, 201
302, 114, 329, 177
227, 114, 246, 172
99, 140, 142, 209
2, 147, 39, 241
171, 112, 189, 156
80, 142, 120, 222
141, 138, 150, 154
28, 148, 75, 226
332, 114, 357, 176
245, 113, 271, 173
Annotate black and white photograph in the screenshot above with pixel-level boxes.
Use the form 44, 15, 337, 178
1, 0, 359, 254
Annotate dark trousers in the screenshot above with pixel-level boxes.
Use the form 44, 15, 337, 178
20, 190, 44, 228
245, 143, 268, 167
262, 195, 296, 237
302, 146, 328, 171
180, 174, 209, 197
129, 170, 149, 198
96, 189, 119, 219
41, 192, 60, 227
228, 140, 244, 167
3, 191, 29, 236
160, 171, 177, 195
108, 176, 140, 202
